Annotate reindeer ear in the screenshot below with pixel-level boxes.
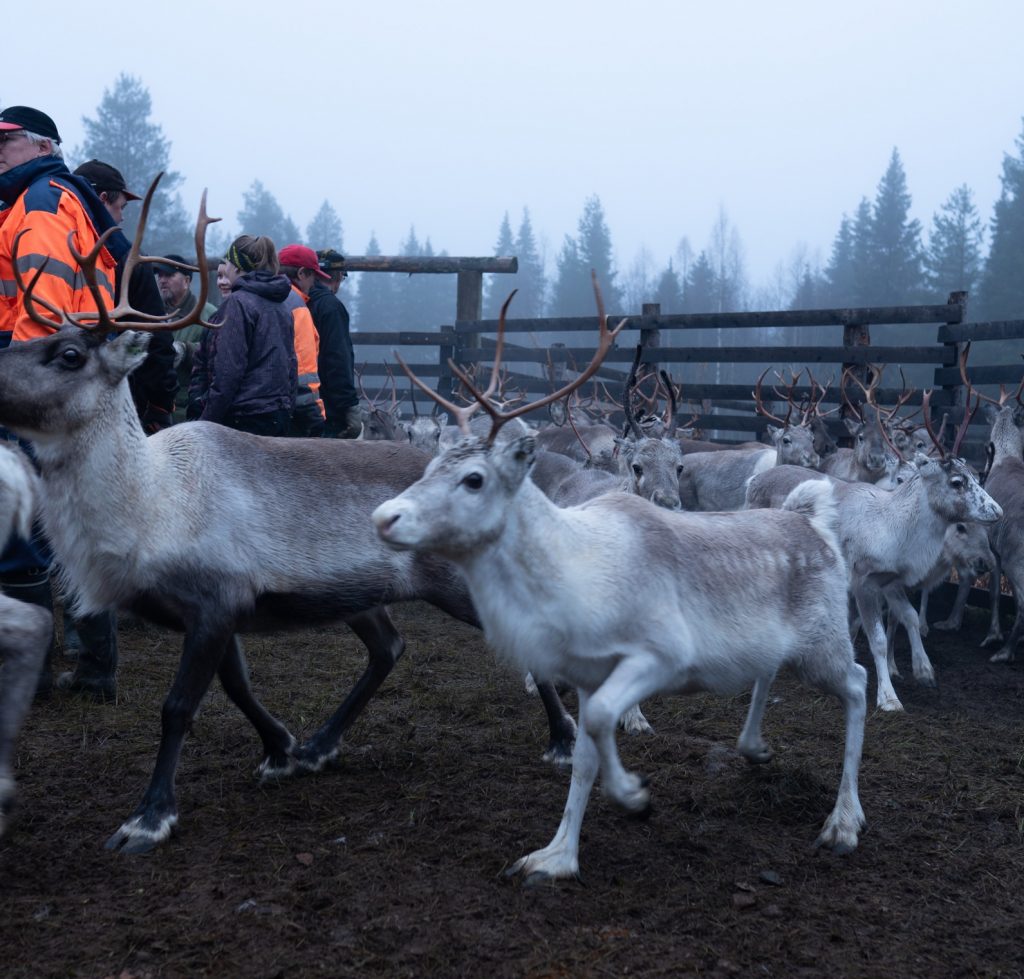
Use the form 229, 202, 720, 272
493, 435, 536, 486
437, 412, 449, 428
767, 425, 781, 442
99, 330, 151, 381
844, 417, 860, 435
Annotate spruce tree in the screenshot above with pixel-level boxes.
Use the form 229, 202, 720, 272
237, 180, 301, 246
978, 120, 1024, 319
850, 198, 876, 305
353, 233, 396, 331
77, 73, 192, 254
824, 215, 856, 305
305, 200, 344, 253
483, 212, 516, 318
513, 208, 546, 318
576, 195, 621, 311
924, 185, 984, 301
683, 251, 717, 313
866, 148, 924, 304
654, 260, 683, 313
549, 234, 590, 316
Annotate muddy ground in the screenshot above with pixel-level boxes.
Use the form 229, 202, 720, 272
1, 600, 1022, 979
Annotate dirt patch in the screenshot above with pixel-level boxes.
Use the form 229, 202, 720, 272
2, 603, 1023, 978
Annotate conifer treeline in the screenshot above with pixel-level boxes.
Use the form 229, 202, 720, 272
61, 73, 1024, 329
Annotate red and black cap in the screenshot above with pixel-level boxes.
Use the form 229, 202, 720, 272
0, 106, 61, 143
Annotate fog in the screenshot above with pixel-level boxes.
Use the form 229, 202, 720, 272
6, 0, 1024, 291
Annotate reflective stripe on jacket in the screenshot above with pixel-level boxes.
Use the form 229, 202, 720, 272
284, 285, 325, 419
0, 160, 119, 341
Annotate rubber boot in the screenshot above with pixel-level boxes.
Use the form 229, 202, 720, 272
57, 610, 117, 702
0, 571, 56, 698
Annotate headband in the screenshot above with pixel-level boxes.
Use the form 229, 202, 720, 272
227, 242, 258, 273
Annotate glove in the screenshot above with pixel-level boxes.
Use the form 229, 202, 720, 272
325, 405, 363, 439
140, 404, 174, 435
186, 399, 205, 422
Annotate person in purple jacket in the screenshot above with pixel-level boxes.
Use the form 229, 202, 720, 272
187, 235, 297, 435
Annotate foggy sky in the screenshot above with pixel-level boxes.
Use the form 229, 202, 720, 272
6, 0, 1024, 298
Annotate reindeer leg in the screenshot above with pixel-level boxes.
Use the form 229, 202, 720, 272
804, 647, 867, 854
507, 688, 595, 883
887, 587, 937, 687
106, 618, 234, 854
737, 674, 777, 764
982, 557, 1005, 648
292, 606, 405, 772
934, 574, 971, 631
215, 635, 297, 778
585, 654, 668, 813
853, 583, 903, 711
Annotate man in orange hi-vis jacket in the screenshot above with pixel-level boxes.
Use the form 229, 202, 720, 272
0, 106, 124, 343
0, 105, 130, 700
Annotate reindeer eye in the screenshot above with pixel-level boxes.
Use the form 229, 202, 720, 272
676, 465, 684, 477
58, 347, 85, 369
783, 436, 792, 445
857, 434, 865, 443
632, 464, 643, 477
461, 472, 484, 491
949, 476, 964, 490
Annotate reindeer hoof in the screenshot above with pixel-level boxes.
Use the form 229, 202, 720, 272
990, 649, 1015, 664
105, 812, 177, 854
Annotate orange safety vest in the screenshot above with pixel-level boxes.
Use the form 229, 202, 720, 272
284, 284, 325, 419
0, 174, 117, 341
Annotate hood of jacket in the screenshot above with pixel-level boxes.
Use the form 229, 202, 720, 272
231, 270, 291, 304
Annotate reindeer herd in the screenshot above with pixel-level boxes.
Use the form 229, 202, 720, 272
0, 189, 1021, 887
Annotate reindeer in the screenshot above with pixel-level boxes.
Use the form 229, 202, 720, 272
401, 375, 448, 455
373, 276, 869, 881
752, 368, 821, 469
0, 184, 578, 853
960, 346, 1024, 662
749, 392, 1001, 709
0, 444, 53, 838
357, 364, 403, 441
820, 367, 894, 483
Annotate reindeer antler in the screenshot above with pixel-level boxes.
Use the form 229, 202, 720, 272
959, 341, 1024, 407
396, 273, 624, 446
753, 367, 798, 428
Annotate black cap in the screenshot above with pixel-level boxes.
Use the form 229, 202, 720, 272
0, 105, 61, 143
72, 160, 142, 201
317, 248, 346, 272
153, 254, 194, 277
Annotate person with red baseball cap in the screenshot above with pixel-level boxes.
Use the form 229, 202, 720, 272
278, 243, 361, 438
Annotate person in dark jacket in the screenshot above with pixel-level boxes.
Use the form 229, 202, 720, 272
312, 248, 361, 438
73, 160, 178, 435
188, 235, 296, 436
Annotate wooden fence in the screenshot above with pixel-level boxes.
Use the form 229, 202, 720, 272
350, 271, 1024, 465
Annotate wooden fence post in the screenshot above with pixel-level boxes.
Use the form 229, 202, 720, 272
940, 291, 969, 429
840, 317, 871, 443
437, 325, 456, 400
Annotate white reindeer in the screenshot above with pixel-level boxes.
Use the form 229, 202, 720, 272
373, 284, 868, 881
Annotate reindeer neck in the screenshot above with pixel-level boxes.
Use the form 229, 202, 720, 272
31, 383, 153, 532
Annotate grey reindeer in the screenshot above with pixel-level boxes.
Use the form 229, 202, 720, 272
0, 187, 577, 853
374, 279, 868, 882
0, 443, 53, 838
960, 347, 1024, 663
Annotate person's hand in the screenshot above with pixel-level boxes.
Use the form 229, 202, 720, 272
326, 405, 363, 439
141, 404, 174, 435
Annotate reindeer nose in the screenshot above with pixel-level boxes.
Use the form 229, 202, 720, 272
371, 504, 402, 538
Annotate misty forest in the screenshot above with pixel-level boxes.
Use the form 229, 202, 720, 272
69, 74, 1024, 334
